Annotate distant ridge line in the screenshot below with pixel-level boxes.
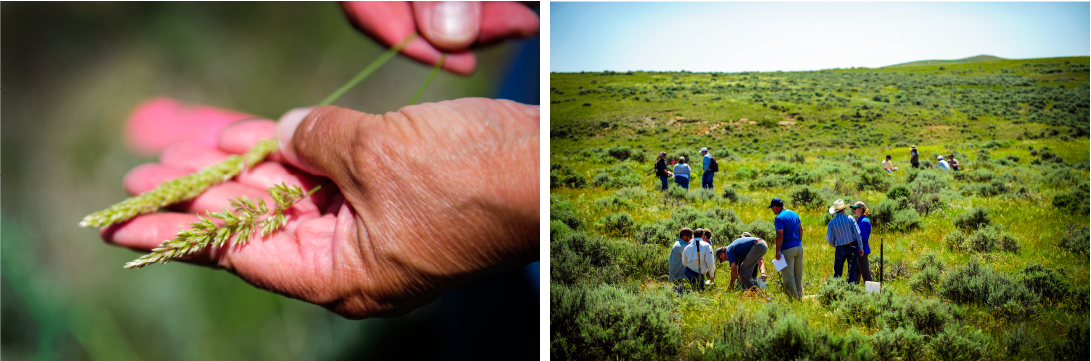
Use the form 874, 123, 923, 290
884, 55, 1005, 68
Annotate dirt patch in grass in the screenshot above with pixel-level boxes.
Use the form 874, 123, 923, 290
778, 121, 797, 126
927, 125, 950, 131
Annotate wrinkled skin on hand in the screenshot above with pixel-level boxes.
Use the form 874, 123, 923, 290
105, 98, 539, 319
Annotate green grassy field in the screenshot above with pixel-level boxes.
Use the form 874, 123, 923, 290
549, 56, 1089, 360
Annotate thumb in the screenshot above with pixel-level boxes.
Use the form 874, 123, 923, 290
276, 106, 372, 181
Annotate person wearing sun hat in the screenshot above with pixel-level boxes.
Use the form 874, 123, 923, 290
909, 145, 919, 169
826, 199, 863, 284
768, 197, 805, 299
850, 201, 873, 283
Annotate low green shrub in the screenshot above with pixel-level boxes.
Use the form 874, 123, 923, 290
743, 219, 775, 241
953, 169, 996, 182
1021, 263, 1080, 305
550, 198, 583, 230
789, 185, 826, 209
550, 284, 682, 360
1059, 226, 1090, 257
721, 186, 739, 202
869, 198, 902, 230
871, 327, 927, 361
550, 232, 619, 286
594, 195, 635, 209
909, 266, 941, 293
690, 303, 875, 361
943, 229, 966, 251
1002, 324, 1036, 359
551, 165, 588, 188
939, 259, 1040, 319
818, 277, 864, 306
1052, 184, 1091, 215
750, 174, 787, 189
953, 206, 992, 231
550, 220, 574, 241
666, 183, 688, 199
890, 209, 922, 232
1053, 319, 1090, 361
835, 291, 880, 328
928, 325, 990, 361
684, 188, 718, 202
634, 222, 675, 247
615, 186, 651, 199
763, 162, 795, 175
602, 212, 636, 236
856, 165, 892, 192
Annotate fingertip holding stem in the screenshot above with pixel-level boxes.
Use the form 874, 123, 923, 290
277, 107, 312, 173
418, 1, 480, 51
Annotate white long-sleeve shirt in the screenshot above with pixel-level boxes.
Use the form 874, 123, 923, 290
682, 239, 716, 278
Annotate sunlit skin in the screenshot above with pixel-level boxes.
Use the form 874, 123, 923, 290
103, 98, 539, 319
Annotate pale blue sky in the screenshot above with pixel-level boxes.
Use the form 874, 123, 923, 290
551, 2, 1091, 72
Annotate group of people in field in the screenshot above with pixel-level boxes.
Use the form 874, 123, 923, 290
666, 198, 876, 298
893, 145, 960, 172
652, 148, 718, 190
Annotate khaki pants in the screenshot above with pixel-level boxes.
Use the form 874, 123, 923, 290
780, 246, 805, 299
738, 240, 768, 290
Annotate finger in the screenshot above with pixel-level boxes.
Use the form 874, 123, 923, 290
411, 1, 482, 51
340, 1, 476, 75
125, 97, 259, 157
159, 143, 232, 172
477, 2, 539, 45
123, 163, 190, 196
102, 212, 203, 251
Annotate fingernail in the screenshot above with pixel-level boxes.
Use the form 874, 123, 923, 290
276, 107, 311, 166
431, 2, 474, 44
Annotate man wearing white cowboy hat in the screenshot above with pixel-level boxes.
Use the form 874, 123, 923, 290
936, 155, 951, 172
826, 199, 863, 284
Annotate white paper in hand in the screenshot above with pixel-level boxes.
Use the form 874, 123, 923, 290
772, 256, 788, 272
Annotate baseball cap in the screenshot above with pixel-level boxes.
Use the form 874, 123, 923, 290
767, 198, 784, 208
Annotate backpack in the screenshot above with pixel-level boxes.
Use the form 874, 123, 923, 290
708, 157, 719, 172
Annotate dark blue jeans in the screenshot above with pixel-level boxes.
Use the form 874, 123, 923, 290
674, 175, 690, 189
659, 175, 669, 190
702, 171, 715, 189
684, 268, 705, 291
834, 244, 859, 284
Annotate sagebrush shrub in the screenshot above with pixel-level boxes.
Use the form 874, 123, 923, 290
939, 259, 1040, 319
550, 198, 583, 230
913, 252, 945, 272
750, 174, 787, 189
903, 297, 955, 336
887, 185, 912, 203
666, 183, 688, 199
789, 186, 825, 209
869, 198, 902, 230
743, 218, 776, 241
594, 195, 635, 209
928, 325, 990, 361
602, 212, 636, 236
721, 186, 739, 202
890, 209, 922, 232
550, 220, 574, 241
943, 229, 965, 251
550, 284, 681, 361
615, 186, 651, 199
1059, 226, 1090, 257
818, 277, 864, 306
764, 162, 795, 175
856, 165, 892, 192
1021, 263, 1076, 304
550, 165, 587, 188
1053, 319, 1090, 361
836, 291, 880, 328
550, 232, 618, 286
634, 221, 674, 247
909, 267, 941, 293
871, 327, 927, 361
953, 206, 992, 231
684, 188, 717, 201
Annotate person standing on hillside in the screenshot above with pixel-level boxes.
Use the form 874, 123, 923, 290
668, 228, 694, 293
718, 232, 768, 290
910, 145, 920, 169
652, 151, 674, 191
851, 202, 874, 283
826, 199, 863, 284
673, 156, 692, 190
769, 198, 804, 299
937, 155, 951, 172
682, 229, 716, 290
701, 148, 716, 190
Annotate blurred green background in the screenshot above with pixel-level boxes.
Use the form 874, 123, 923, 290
2, 2, 539, 360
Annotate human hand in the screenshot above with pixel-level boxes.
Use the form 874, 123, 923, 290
340, 1, 539, 75
104, 97, 540, 319
775, 252, 782, 261
858, 249, 865, 257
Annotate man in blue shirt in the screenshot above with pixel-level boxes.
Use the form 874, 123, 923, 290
769, 198, 805, 299
701, 148, 715, 190
715, 232, 768, 290
826, 199, 863, 284
668, 228, 694, 292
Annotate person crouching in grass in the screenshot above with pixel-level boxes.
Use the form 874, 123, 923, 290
826, 199, 863, 284
716, 232, 768, 290
682, 228, 716, 290
668, 228, 694, 293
